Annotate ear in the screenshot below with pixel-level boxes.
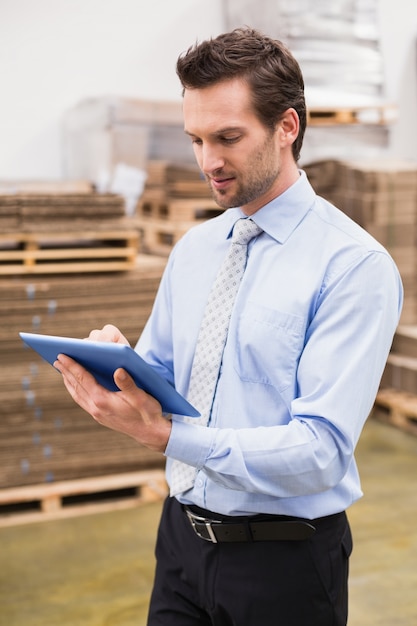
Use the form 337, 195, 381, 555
276, 108, 299, 148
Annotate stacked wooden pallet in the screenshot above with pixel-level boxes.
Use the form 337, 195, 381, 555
137, 160, 223, 255
374, 388, 417, 437
0, 261, 167, 490
377, 325, 417, 437
0, 191, 139, 274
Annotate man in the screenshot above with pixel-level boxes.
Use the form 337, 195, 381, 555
55, 28, 403, 625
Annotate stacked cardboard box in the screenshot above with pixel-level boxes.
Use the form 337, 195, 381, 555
0, 180, 92, 233
304, 158, 417, 325
0, 189, 140, 274
381, 326, 417, 393
1, 192, 129, 231
0, 260, 166, 489
0, 195, 19, 230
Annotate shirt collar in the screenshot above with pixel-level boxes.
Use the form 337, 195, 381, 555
224, 170, 316, 244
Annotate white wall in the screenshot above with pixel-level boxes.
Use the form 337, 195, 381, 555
0, 0, 224, 180
0, 0, 416, 181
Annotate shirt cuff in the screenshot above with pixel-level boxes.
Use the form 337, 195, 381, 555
165, 418, 217, 469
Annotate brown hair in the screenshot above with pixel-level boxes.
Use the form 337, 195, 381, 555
176, 27, 306, 162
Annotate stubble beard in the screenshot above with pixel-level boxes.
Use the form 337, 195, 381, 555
207, 135, 280, 210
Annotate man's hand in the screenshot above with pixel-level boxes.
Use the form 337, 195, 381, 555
86, 323, 130, 345
53, 327, 172, 453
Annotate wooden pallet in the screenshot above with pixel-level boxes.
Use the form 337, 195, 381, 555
374, 388, 417, 436
140, 218, 200, 255
0, 469, 168, 527
0, 230, 139, 275
138, 193, 222, 222
307, 104, 397, 126
146, 160, 205, 187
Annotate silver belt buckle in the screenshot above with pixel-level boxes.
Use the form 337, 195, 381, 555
185, 509, 221, 543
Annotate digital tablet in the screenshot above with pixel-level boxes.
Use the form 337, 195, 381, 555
19, 332, 200, 417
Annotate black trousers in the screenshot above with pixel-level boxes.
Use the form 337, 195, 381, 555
147, 496, 352, 626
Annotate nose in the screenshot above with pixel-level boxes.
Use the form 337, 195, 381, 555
199, 143, 225, 175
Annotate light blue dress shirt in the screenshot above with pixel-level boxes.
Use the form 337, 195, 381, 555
136, 171, 403, 519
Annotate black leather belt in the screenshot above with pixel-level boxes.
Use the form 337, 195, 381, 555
184, 506, 316, 543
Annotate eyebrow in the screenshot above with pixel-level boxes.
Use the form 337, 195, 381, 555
184, 126, 246, 138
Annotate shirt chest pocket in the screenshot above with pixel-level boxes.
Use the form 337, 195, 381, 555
234, 302, 305, 392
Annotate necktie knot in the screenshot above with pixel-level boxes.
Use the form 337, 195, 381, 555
232, 218, 263, 246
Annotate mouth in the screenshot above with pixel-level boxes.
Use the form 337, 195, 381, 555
210, 176, 235, 192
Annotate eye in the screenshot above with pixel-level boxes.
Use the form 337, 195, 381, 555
221, 135, 241, 144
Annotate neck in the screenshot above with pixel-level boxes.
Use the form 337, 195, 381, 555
241, 163, 300, 216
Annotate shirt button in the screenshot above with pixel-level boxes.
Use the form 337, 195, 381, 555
197, 478, 204, 487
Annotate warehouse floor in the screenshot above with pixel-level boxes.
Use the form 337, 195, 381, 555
1, 415, 417, 626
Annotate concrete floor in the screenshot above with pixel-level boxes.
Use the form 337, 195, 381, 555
1, 416, 417, 626
348, 417, 417, 626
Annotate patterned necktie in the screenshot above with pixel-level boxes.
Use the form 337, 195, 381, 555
170, 218, 263, 496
